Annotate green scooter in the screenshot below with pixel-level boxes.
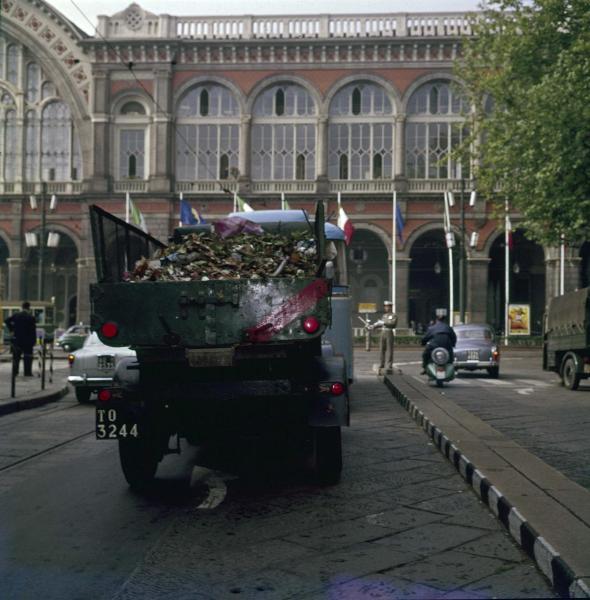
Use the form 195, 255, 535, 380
425, 346, 456, 387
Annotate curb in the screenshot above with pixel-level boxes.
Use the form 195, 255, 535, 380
0, 384, 69, 417
384, 376, 590, 599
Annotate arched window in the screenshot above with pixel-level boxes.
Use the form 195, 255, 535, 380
25, 110, 39, 180
7, 46, 18, 86
4, 110, 17, 181
406, 80, 470, 179
328, 82, 394, 180
251, 83, 316, 181
41, 102, 73, 181
120, 101, 146, 115
26, 63, 40, 103
176, 84, 240, 181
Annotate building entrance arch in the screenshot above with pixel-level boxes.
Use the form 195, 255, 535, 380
347, 229, 389, 319
24, 231, 79, 329
409, 229, 457, 331
487, 230, 546, 336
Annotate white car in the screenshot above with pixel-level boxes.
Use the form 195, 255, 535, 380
67, 332, 136, 403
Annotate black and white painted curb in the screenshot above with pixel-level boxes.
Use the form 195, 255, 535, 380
384, 377, 590, 599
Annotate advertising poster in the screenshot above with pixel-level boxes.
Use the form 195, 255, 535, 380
508, 304, 531, 335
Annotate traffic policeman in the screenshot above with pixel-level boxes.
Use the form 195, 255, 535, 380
370, 300, 398, 372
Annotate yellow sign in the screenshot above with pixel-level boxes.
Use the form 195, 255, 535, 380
358, 303, 377, 313
508, 304, 531, 336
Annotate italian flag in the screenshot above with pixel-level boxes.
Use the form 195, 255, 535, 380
126, 192, 148, 233
337, 205, 354, 246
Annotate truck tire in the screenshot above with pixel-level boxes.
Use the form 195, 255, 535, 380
75, 388, 91, 403
313, 426, 342, 485
562, 357, 581, 391
118, 438, 158, 491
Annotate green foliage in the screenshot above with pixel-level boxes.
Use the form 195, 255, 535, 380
456, 0, 590, 245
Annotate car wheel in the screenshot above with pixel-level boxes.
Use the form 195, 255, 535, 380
562, 357, 580, 391
487, 367, 499, 378
311, 426, 342, 485
75, 388, 92, 403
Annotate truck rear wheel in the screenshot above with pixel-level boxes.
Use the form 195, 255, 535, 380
118, 438, 158, 491
312, 426, 342, 485
562, 357, 581, 391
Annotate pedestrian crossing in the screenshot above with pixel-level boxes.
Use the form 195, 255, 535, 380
411, 375, 555, 389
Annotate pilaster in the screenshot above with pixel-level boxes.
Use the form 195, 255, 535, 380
6, 257, 23, 301
467, 256, 491, 324
76, 257, 96, 325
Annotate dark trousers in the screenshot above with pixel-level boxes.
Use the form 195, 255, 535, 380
12, 344, 34, 376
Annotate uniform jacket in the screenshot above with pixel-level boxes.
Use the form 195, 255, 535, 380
421, 321, 456, 350
5, 310, 37, 348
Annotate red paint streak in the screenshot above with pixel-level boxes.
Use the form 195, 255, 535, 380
245, 279, 329, 343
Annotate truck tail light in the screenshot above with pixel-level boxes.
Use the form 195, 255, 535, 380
67, 354, 75, 365
97, 389, 112, 403
101, 322, 118, 339
302, 316, 320, 334
330, 382, 345, 396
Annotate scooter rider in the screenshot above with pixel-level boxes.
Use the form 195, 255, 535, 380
420, 309, 457, 374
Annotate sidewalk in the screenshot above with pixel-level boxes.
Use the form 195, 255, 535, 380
384, 371, 590, 598
0, 356, 70, 416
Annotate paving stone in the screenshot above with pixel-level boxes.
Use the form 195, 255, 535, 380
407, 491, 488, 516
454, 530, 529, 563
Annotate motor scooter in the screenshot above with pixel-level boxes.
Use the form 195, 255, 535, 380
425, 346, 455, 387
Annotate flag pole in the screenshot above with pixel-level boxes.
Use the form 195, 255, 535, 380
281, 191, 285, 211
179, 191, 183, 227
392, 191, 397, 311
125, 192, 130, 224
504, 199, 510, 346
444, 192, 454, 327
233, 191, 237, 213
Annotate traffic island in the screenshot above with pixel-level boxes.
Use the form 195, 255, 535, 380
384, 373, 590, 599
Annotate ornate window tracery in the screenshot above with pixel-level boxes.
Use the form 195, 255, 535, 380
406, 80, 470, 179
175, 84, 240, 181
251, 83, 316, 181
328, 82, 394, 180
115, 99, 149, 179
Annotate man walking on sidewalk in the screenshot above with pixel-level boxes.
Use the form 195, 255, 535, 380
5, 301, 37, 376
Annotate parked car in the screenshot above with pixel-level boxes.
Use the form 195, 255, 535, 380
57, 324, 91, 352
67, 332, 136, 403
453, 323, 500, 378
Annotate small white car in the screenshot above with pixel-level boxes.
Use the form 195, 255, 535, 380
67, 332, 136, 403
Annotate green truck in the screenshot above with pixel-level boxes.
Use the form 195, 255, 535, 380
543, 287, 590, 390
89, 202, 350, 489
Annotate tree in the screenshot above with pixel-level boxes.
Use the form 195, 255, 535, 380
457, 0, 590, 245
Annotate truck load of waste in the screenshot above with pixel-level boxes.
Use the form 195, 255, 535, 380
126, 217, 318, 282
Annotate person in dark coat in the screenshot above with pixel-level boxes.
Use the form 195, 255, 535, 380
5, 301, 37, 376
420, 312, 457, 374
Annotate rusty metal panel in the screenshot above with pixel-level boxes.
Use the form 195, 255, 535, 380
90, 278, 331, 349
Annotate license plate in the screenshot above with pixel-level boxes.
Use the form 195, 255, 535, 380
97, 355, 115, 369
467, 350, 479, 361
96, 408, 139, 440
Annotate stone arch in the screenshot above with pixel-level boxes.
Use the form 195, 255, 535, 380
401, 72, 468, 114
324, 74, 402, 116
174, 75, 246, 115
408, 227, 458, 328
245, 74, 321, 115
111, 90, 153, 116
402, 221, 465, 257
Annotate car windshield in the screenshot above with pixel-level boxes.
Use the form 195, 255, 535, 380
456, 328, 492, 341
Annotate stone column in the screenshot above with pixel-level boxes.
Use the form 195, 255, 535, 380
76, 257, 96, 325
238, 114, 251, 194
467, 256, 491, 324
394, 114, 406, 179
149, 68, 173, 193
545, 246, 583, 302
86, 68, 110, 193
6, 258, 24, 301
394, 257, 411, 328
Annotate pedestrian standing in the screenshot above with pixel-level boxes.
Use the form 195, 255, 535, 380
370, 300, 398, 371
5, 301, 37, 376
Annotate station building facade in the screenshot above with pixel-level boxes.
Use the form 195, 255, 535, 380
0, 1, 587, 332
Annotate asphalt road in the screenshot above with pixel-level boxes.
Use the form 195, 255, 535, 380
0, 355, 556, 599
389, 348, 590, 490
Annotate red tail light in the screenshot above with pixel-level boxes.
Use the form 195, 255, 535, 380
67, 354, 75, 365
97, 389, 112, 402
101, 322, 118, 339
302, 316, 320, 334
330, 382, 345, 396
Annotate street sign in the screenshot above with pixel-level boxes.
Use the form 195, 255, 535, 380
358, 303, 377, 313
